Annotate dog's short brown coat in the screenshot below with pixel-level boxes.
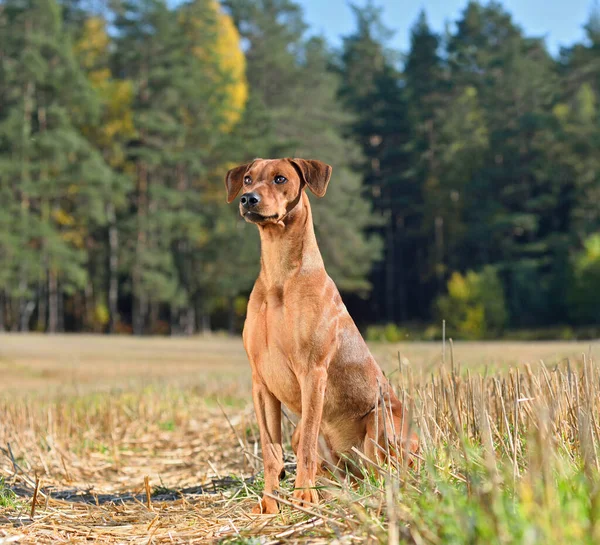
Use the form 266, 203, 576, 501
226, 158, 417, 514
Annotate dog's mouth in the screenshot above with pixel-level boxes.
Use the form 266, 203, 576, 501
243, 211, 279, 224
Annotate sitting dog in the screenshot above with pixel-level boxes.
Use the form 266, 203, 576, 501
225, 158, 418, 514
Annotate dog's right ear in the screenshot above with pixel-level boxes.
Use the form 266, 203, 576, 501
225, 161, 255, 203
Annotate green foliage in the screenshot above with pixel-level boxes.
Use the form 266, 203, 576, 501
366, 323, 408, 343
568, 234, 600, 324
227, 0, 382, 294
501, 326, 600, 341
0, 0, 598, 335
404, 455, 599, 545
365, 323, 441, 342
0, 0, 115, 331
338, 6, 411, 320
436, 266, 508, 339
158, 419, 176, 431
0, 478, 20, 509
219, 538, 262, 545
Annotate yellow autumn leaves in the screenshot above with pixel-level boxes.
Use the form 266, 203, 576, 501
75, 0, 247, 167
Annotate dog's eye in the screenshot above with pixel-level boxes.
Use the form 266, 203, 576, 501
274, 175, 287, 185
243, 176, 252, 185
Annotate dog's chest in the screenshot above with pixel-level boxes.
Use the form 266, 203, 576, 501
244, 290, 302, 413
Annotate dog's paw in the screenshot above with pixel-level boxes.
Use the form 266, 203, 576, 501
292, 484, 319, 507
251, 497, 279, 515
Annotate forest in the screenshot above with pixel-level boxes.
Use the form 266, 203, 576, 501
0, 0, 598, 338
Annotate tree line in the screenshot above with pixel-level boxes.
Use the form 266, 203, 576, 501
0, 0, 598, 337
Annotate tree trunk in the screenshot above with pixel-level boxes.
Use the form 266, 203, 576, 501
84, 283, 93, 332
0, 292, 5, 331
20, 301, 35, 332
107, 203, 119, 333
434, 215, 444, 294
48, 269, 58, 334
202, 313, 211, 335
228, 297, 235, 336
385, 210, 395, 324
396, 217, 407, 322
416, 247, 425, 320
199, 298, 211, 335
133, 62, 150, 337
150, 301, 159, 334
175, 165, 193, 337
18, 277, 30, 332
177, 306, 195, 336
133, 162, 148, 336
185, 306, 195, 336
58, 284, 65, 333
171, 306, 180, 336
37, 276, 47, 332
38, 106, 51, 332
17, 78, 34, 333
11, 297, 19, 332
133, 293, 146, 336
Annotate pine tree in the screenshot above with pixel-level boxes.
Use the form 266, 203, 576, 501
338, 3, 413, 322
0, 0, 113, 332
403, 10, 448, 318
1, 0, 598, 334
446, 2, 569, 325
225, 0, 382, 314
111, 0, 248, 334
72, 15, 135, 332
558, 4, 600, 242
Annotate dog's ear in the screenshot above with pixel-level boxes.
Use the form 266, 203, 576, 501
225, 161, 256, 203
289, 159, 332, 198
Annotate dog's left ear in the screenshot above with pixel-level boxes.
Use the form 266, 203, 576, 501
289, 159, 332, 197
225, 161, 257, 203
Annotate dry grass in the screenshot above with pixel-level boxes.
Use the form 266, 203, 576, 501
0, 334, 249, 396
0, 334, 599, 544
0, 333, 591, 394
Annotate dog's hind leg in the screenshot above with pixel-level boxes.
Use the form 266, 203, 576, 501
291, 420, 337, 476
363, 394, 418, 470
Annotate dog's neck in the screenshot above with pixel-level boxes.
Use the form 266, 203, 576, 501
257, 191, 324, 289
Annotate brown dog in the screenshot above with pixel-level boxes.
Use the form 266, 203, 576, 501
225, 158, 417, 514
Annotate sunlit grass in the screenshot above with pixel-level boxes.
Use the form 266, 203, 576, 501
0, 334, 599, 543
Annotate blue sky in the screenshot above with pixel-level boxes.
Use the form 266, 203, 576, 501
300, 0, 594, 56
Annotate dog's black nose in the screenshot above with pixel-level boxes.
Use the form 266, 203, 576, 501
240, 192, 260, 210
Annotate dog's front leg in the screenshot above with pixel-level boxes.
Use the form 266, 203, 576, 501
252, 380, 284, 514
293, 366, 327, 505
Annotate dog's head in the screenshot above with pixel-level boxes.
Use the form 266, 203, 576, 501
225, 158, 332, 225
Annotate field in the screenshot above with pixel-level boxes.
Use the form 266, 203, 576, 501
0, 334, 599, 544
